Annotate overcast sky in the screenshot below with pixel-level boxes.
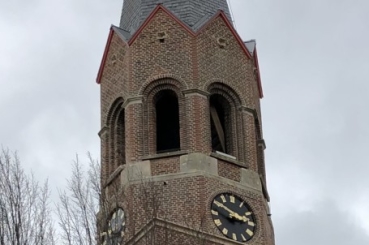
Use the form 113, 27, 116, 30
1, 0, 369, 244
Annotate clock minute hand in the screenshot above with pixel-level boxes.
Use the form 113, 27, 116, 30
214, 201, 250, 222
214, 201, 238, 218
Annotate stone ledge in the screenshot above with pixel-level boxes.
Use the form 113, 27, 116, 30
122, 169, 262, 195
105, 165, 125, 187
257, 139, 266, 150
210, 152, 249, 168
141, 150, 188, 160
182, 88, 210, 97
180, 153, 218, 175
122, 96, 143, 108
98, 126, 109, 138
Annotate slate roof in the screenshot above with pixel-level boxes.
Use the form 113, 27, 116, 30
119, 0, 233, 34
112, 26, 131, 41
244, 40, 256, 55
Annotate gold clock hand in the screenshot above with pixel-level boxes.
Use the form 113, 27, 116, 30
214, 200, 242, 219
238, 215, 249, 222
214, 201, 235, 217
214, 201, 231, 218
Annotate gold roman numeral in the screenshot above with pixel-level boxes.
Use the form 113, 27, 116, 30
232, 233, 237, 240
222, 228, 228, 235
246, 229, 254, 237
211, 210, 219, 215
248, 221, 255, 227
230, 195, 235, 203
220, 195, 226, 203
214, 219, 222, 226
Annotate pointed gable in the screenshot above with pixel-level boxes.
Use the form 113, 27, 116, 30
120, 0, 232, 34
97, 4, 263, 98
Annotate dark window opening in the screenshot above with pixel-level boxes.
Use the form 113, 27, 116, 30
210, 95, 230, 154
115, 109, 125, 166
156, 90, 180, 153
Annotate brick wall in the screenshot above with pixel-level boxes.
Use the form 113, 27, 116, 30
114, 176, 270, 244
98, 7, 273, 245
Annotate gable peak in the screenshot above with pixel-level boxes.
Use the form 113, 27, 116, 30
119, 0, 233, 34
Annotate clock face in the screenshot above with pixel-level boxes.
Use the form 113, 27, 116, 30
211, 193, 256, 242
108, 208, 125, 235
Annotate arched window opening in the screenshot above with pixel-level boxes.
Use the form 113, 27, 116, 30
115, 109, 125, 167
107, 99, 126, 179
155, 90, 180, 153
210, 95, 231, 154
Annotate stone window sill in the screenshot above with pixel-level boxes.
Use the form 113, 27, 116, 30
210, 152, 248, 168
142, 150, 188, 161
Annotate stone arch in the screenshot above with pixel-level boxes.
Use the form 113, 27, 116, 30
203, 79, 245, 106
138, 74, 188, 96
206, 82, 244, 161
141, 78, 186, 155
106, 97, 124, 125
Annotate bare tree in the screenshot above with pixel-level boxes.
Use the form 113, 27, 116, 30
0, 148, 55, 245
56, 154, 100, 245
57, 156, 212, 245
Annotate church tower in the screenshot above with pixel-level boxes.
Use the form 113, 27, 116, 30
97, 1, 275, 244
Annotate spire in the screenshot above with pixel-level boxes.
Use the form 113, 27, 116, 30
119, 0, 233, 33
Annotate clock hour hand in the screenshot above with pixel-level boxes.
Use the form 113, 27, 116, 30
236, 215, 256, 226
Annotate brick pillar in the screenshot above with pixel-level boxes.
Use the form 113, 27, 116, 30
241, 107, 258, 171
124, 97, 143, 163
183, 90, 211, 154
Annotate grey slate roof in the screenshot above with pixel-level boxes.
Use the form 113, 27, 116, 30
244, 40, 256, 55
119, 0, 233, 34
112, 26, 131, 41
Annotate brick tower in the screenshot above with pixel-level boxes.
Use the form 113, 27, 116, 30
96, 1, 275, 244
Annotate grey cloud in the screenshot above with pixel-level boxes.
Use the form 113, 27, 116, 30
275, 200, 369, 245
1, 0, 369, 243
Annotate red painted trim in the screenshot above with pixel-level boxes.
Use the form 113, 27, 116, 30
96, 27, 114, 84
128, 5, 196, 46
128, 5, 252, 62
98, 5, 262, 96
254, 48, 264, 98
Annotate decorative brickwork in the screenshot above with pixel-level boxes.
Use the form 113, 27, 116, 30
150, 156, 180, 176
98, 3, 274, 245
218, 160, 241, 183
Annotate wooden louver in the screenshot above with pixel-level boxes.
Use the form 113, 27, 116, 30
210, 106, 225, 152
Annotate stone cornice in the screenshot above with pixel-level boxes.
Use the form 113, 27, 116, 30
239, 106, 257, 118
141, 150, 189, 161
210, 152, 249, 169
98, 126, 109, 138
182, 88, 210, 97
257, 139, 266, 150
122, 96, 143, 108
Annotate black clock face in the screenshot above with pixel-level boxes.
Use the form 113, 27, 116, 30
103, 208, 125, 245
109, 208, 125, 235
211, 193, 256, 242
